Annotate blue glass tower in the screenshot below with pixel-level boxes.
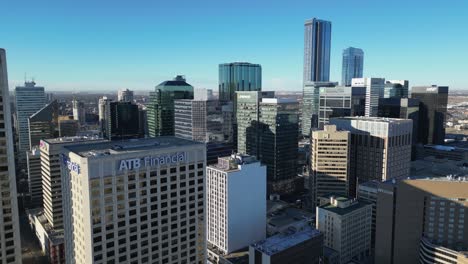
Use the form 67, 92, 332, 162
303, 18, 332, 82
342, 47, 364, 86
218, 62, 262, 102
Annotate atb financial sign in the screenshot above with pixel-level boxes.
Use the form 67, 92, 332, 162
118, 152, 187, 171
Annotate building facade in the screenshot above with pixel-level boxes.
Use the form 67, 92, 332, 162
311, 125, 350, 204
61, 137, 206, 264
104, 101, 142, 140
206, 154, 266, 255
375, 177, 468, 264
384, 80, 409, 98
411, 85, 449, 145
29, 100, 59, 148
27, 147, 42, 208
218, 62, 262, 102
302, 81, 338, 135
0, 48, 22, 264
303, 18, 332, 83
330, 117, 412, 193
317, 196, 372, 264
58, 118, 79, 137
118, 89, 134, 102
351, 78, 385, 117
147, 75, 194, 137
341, 47, 364, 86
15, 81, 46, 164
72, 99, 86, 124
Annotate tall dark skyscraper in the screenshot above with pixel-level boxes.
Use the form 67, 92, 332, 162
411, 85, 449, 145
342, 47, 364, 86
147, 75, 194, 137
104, 101, 142, 140
303, 18, 332, 83
384, 80, 409, 98
218, 62, 262, 102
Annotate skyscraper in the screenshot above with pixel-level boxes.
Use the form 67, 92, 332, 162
303, 18, 332, 82
28, 100, 59, 148
117, 88, 134, 102
311, 125, 350, 204
61, 137, 206, 264
27, 147, 42, 208
330, 117, 412, 194
341, 47, 364, 86
72, 99, 86, 124
302, 81, 338, 135
218, 62, 262, 102
352, 78, 385, 117
15, 80, 45, 164
206, 154, 266, 255
147, 75, 194, 137
104, 101, 142, 140
384, 80, 409, 98
375, 177, 468, 264
0, 48, 22, 264
411, 85, 449, 145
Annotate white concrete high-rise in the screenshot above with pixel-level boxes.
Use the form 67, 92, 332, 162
352, 77, 385, 117
0, 48, 22, 264
61, 137, 206, 264
303, 18, 332, 82
342, 47, 364, 86
206, 154, 266, 255
118, 88, 134, 102
72, 99, 86, 124
15, 80, 45, 164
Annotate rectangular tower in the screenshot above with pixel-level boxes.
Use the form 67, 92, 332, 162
352, 78, 385, 117
341, 47, 364, 86
61, 137, 206, 264
218, 62, 262, 102
303, 18, 332, 83
302, 81, 338, 135
0, 48, 22, 264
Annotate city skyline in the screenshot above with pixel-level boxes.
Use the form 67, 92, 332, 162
2, 0, 467, 91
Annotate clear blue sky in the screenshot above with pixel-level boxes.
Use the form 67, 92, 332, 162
2, 0, 467, 91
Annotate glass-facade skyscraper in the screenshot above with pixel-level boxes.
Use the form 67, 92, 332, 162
342, 47, 364, 86
218, 62, 262, 102
384, 80, 409, 98
303, 18, 332, 83
147, 75, 193, 137
302, 81, 338, 136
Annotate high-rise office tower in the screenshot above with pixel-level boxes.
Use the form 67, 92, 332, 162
384, 80, 409, 98
147, 75, 194, 137
218, 62, 262, 102
58, 118, 79, 137
27, 147, 42, 208
15, 80, 46, 165
174, 99, 233, 164
72, 99, 86, 124
104, 101, 142, 140
303, 18, 332, 83
206, 154, 266, 256
40, 137, 106, 230
61, 137, 206, 264
351, 78, 385, 117
357, 181, 379, 252
236, 91, 274, 155
411, 85, 449, 145
28, 100, 59, 148
330, 117, 412, 193
302, 81, 338, 135
318, 85, 366, 129
0, 48, 22, 264
317, 196, 372, 264
98, 96, 112, 129
117, 88, 134, 102
138, 107, 148, 137
341, 47, 364, 86
311, 125, 350, 204
375, 177, 468, 264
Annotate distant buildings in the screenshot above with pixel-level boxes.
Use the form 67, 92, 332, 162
206, 154, 266, 256
341, 47, 364, 86
0, 49, 22, 264
351, 78, 385, 117
61, 137, 206, 263
330, 117, 413, 193
250, 226, 323, 264
219, 62, 262, 102
147, 75, 194, 137
72, 99, 86, 124
384, 80, 409, 98
302, 81, 338, 135
117, 88, 134, 102
15, 80, 46, 164
375, 177, 468, 264
303, 18, 331, 82
174, 99, 233, 164
317, 196, 372, 264
311, 125, 350, 204
411, 85, 449, 145
28, 100, 59, 148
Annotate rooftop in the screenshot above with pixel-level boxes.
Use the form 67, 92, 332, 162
261, 98, 297, 104
332, 116, 410, 123
410, 157, 468, 177
319, 196, 371, 216
251, 226, 321, 256
65, 137, 203, 158
209, 154, 260, 172
42, 136, 104, 145
156, 75, 193, 88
